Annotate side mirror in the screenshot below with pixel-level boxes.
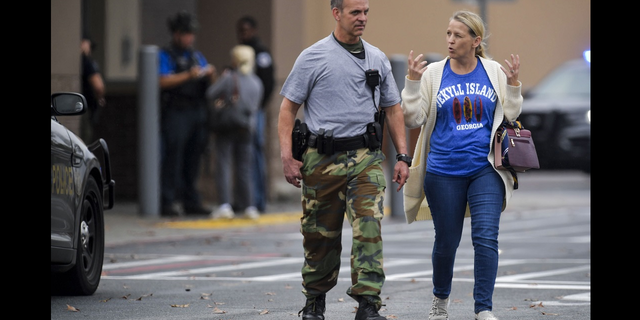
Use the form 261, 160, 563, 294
51, 92, 87, 116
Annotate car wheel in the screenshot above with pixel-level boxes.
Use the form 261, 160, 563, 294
52, 176, 105, 295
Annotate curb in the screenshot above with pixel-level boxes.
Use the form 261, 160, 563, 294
157, 211, 303, 229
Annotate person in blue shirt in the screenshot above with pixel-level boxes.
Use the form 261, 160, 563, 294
158, 11, 216, 217
402, 10, 523, 320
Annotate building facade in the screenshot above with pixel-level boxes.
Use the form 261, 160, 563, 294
51, 0, 590, 203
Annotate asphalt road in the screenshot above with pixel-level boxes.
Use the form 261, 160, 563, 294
51, 170, 590, 319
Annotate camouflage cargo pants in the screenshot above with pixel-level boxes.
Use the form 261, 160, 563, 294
299, 147, 387, 307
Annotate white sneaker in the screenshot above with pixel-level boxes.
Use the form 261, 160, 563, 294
210, 203, 235, 219
429, 296, 449, 320
242, 206, 260, 220
476, 310, 498, 320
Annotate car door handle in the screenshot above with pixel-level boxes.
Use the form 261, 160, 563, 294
72, 145, 83, 166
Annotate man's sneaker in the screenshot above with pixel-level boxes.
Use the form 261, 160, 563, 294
428, 296, 449, 320
298, 294, 325, 320
242, 206, 260, 220
475, 310, 498, 320
355, 297, 386, 320
210, 203, 235, 219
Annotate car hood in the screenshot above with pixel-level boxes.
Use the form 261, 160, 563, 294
521, 96, 590, 113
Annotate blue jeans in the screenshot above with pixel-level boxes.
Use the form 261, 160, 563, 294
423, 165, 504, 314
252, 109, 267, 212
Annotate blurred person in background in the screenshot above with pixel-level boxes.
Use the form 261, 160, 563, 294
207, 45, 263, 220
236, 15, 275, 213
79, 35, 106, 143
159, 11, 216, 217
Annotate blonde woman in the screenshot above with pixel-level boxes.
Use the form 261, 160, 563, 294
401, 11, 523, 320
207, 45, 264, 220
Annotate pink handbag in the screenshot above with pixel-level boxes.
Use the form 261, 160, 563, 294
494, 119, 540, 189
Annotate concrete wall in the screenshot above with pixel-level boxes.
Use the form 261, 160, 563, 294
51, 0, 82, 132
271, 0, 590, 92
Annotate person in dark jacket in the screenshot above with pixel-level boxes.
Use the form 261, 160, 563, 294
236, 16, 275, 213
158, 11, 216, 216
79, 35, 106, 142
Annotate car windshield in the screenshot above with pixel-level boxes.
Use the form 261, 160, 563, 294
528, 60, 590, 99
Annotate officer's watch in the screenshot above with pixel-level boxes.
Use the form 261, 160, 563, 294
396, 153, 412, 166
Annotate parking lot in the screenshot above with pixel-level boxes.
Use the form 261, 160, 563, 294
52, 170, 590, 320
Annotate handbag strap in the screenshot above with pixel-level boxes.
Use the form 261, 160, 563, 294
503, 119, 523, 129
508, 168, 519, 190
231, 71, 239, 100
499, 118, 520, 190
504, 119, 525, 137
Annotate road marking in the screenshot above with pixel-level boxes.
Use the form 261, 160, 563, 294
110, 257, 301, 280
104, 255, 221, 270
537, 292, 590, 305
102, 257, 591, 291
495, 264, 590, 281
384, 259, 525, 280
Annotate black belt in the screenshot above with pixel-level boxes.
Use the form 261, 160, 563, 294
308, 133, 369, 152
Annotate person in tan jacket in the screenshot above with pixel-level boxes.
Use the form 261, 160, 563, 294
400, 10, 523, 320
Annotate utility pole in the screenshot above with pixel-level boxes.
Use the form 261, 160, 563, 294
477, 0, 488, 31
453, 0, 517, 50
138, 45, 160, 218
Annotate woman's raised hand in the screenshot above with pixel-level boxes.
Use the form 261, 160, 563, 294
500, 54, 520, 86
407, 50, 429, 81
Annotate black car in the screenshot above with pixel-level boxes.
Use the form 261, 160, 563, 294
518, 57, 590, 173
51, 92, 115, 295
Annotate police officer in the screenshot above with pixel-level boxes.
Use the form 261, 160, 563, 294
159, 11, 215, 216
277, 1, 410, 319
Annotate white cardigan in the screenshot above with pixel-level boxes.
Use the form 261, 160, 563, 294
400, 56, 523, 224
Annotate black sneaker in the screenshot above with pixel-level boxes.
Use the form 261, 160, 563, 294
355, 297, 385, 320
161, 205, 183, 217
184, 206, 209, 215
298, 294, 325, 320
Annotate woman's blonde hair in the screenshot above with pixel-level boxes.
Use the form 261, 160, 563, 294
451, 10, 490, 59
231, 44, 255, 75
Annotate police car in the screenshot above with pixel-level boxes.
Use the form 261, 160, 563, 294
51, 92, 115, 295
518, 51, 591, 173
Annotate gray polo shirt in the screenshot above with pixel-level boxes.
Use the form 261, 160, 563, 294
280, 34, 400, 138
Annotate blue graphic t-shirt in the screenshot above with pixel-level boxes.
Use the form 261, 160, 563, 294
427, 58, 497, 176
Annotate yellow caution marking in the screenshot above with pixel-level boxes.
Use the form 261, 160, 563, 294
157, 207, 394, 230
157, 211, 302, 229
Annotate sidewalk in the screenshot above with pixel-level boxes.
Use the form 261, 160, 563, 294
104, 179, 305, 246
104, 199, 303, 247
104, 171, 590, 247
